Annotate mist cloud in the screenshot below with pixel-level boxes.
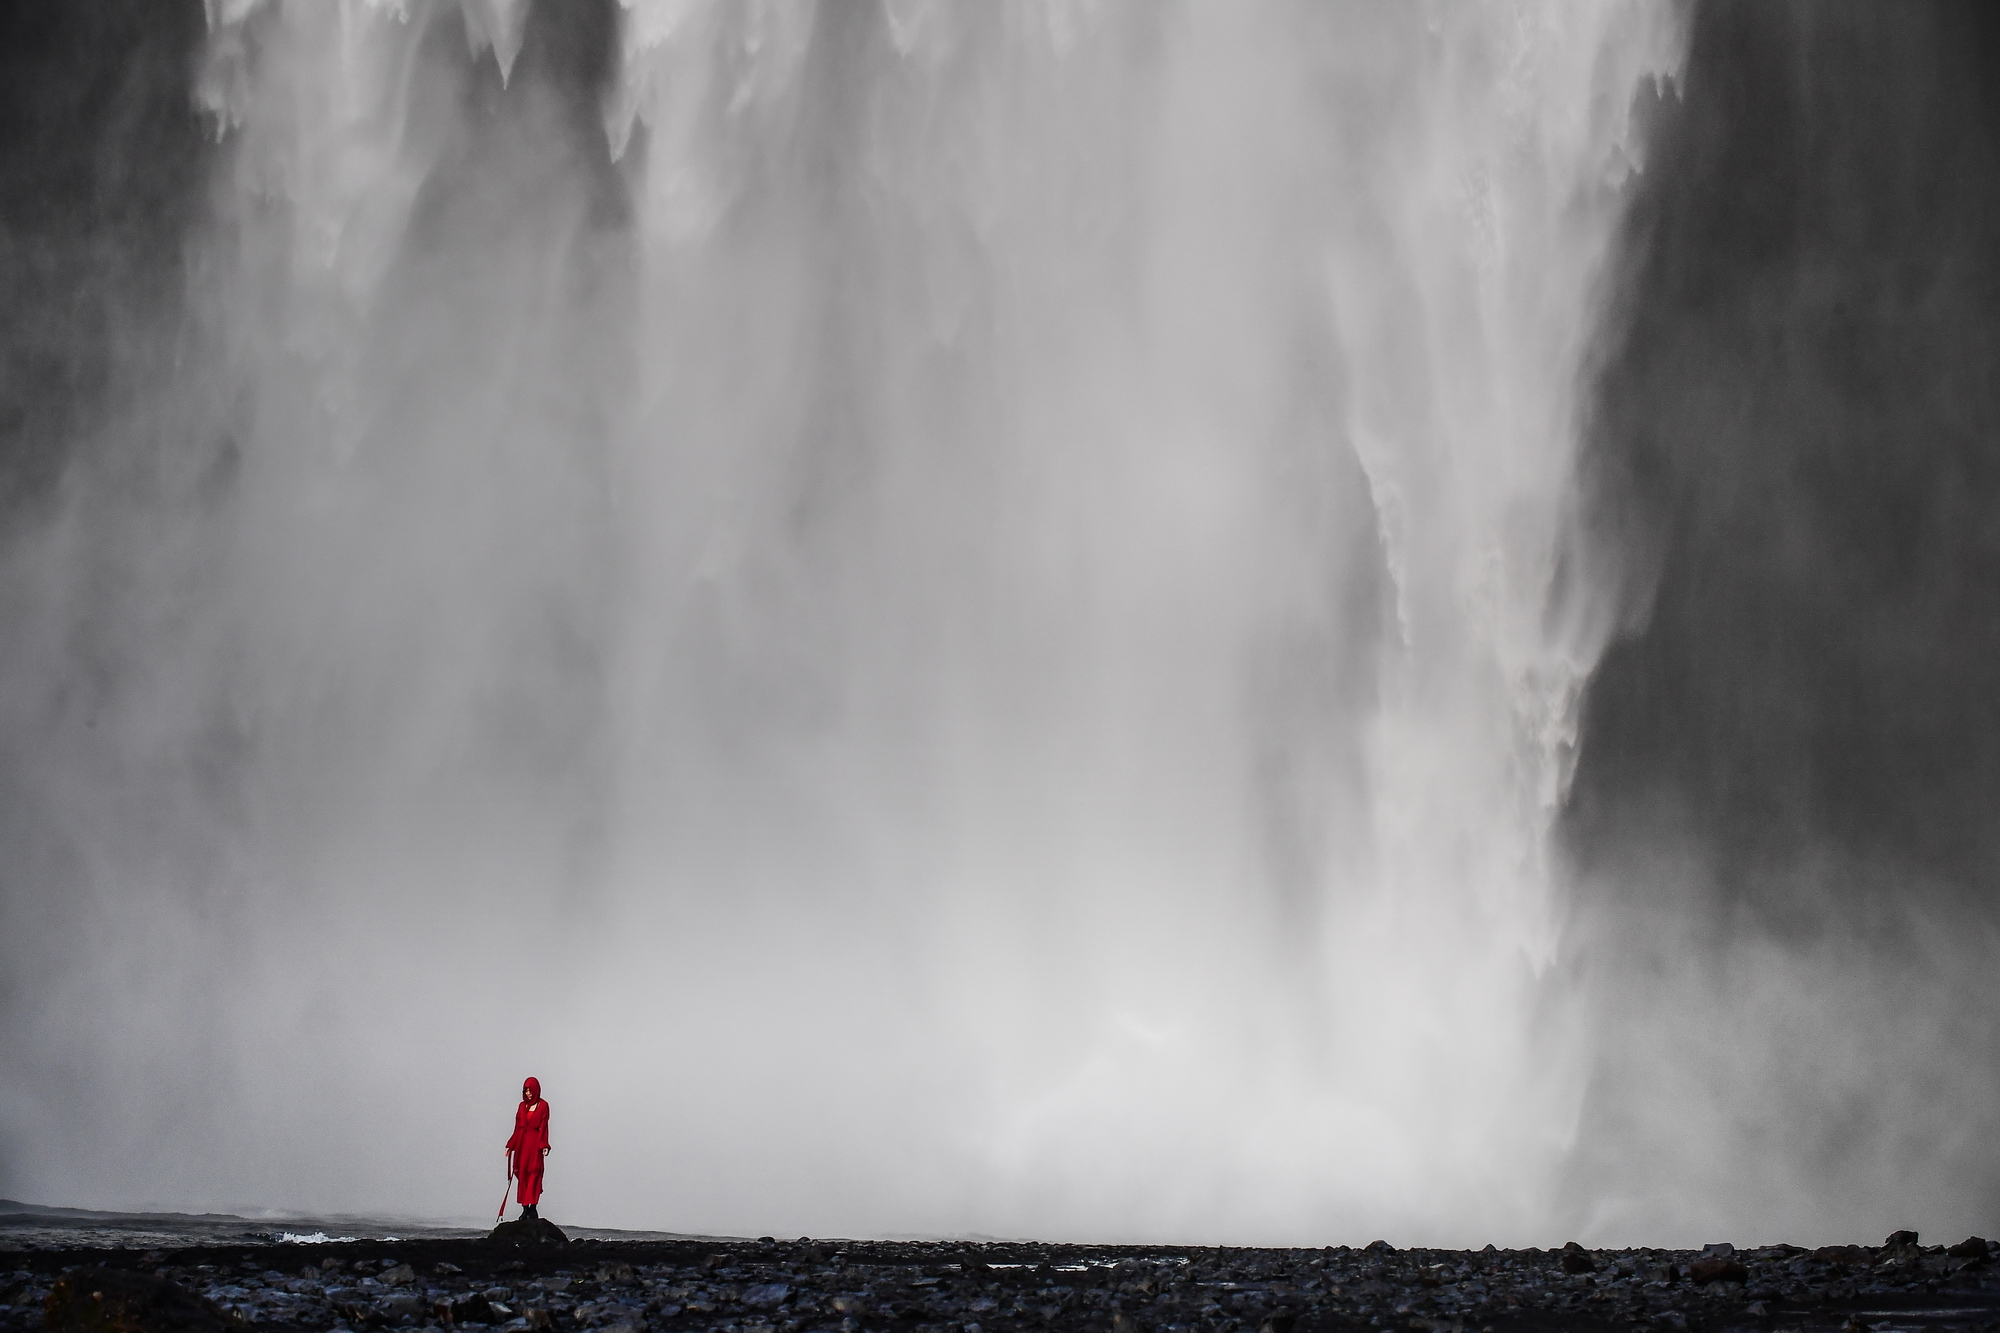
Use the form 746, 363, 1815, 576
37, 0, 1997, 1252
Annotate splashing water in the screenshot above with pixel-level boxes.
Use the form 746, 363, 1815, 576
2, 0, 1681, 1243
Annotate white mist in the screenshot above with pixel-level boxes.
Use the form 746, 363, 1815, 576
1, 0, 1681, 1244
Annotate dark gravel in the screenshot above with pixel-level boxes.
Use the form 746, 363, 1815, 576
3, 1232, 1994, 1333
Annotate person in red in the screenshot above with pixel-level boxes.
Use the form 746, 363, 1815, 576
505, 1076, 551, 1221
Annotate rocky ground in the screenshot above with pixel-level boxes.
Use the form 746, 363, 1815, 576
2, 1230, 1994, 1333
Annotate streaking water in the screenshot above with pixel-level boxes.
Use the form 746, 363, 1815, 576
2, 1, 1681, 1242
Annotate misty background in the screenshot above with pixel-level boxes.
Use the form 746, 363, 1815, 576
1, 0, 1995, 1247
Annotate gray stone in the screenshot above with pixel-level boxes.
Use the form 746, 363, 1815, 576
742, 1283, 790, 1309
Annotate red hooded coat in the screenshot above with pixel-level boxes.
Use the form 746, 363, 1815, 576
506, 1077, 550, 1207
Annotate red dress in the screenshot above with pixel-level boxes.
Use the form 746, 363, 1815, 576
506, 1077, 551, 1207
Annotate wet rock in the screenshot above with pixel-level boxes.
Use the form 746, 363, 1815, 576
1815, 1246, 1873, 1267
1947, 1237, 1990, 1260
741, 1283, 788, 1309
44, 1269, 235, 1333
1884, 1231, 1919, 1248
378, 1266, 416, 1288
1689, 1257, 1750, 1286
446, 1293, 499, 1324
379, 1294, 422, 1321
486, 1217, 568, 1247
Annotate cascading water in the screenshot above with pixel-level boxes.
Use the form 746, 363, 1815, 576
0, 0, 1683, 1241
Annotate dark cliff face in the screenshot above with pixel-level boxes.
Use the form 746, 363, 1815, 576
0, 0, 212, 514
1561, 0, 2000, 1236
1571, 0, 2000, 905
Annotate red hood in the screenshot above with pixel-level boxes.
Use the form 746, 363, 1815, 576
522, 1076, 541, 1102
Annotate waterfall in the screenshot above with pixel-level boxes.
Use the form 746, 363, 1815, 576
1, 0, 1682, 1241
